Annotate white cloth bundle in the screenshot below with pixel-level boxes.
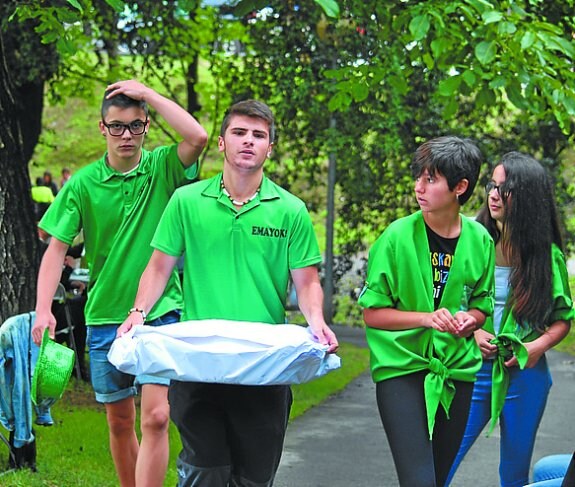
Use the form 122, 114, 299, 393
108, 320, 341, 385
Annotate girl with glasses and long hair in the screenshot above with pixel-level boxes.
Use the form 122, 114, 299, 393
447, 151, 574, 487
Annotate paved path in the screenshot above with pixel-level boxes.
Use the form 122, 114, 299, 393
274, 326, 575, 487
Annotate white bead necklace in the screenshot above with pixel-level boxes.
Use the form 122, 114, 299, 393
220, 178, 261, 206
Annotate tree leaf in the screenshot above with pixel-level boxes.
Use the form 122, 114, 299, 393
409, 15, 430, 41
233, 0, 270, 18
66, 0, 83, 11
520, 31, 535, 50
431, 38, 450, 60
314, 0, 340, 18
563, 95, 575, 116
475, 40, 497, 64
506, 81, 528, 110
438, 75, 461, 97
482, 11, 503, 24
103, 0, 124, 12
328, 91, 352, 111
351, 82, 369, 102
476, 87, 497, 107
498, 21, 516, 35
462, 69, 476, 88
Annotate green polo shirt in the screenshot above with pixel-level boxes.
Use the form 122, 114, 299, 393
152, 172, 321, 324
358, 211, 495, 436
40, 144, 196, 325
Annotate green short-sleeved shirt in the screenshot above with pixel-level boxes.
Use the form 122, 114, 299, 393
152, 172, 321, 324
358, 211, 495, 435
40, 145, 197, 325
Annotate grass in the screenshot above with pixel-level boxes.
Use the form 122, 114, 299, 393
0, 342, 369, 485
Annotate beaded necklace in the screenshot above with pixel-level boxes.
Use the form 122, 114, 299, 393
220, 178, 261, 206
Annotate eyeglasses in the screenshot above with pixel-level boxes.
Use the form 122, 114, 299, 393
102, 119, 148, 136
485, 181, 508, 197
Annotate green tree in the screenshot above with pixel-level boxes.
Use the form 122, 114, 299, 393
0, 0, 61, 321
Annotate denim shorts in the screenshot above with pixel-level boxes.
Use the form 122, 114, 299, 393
87, 310, 180, 404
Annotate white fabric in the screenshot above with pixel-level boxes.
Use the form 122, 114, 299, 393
108, 320, 341, 385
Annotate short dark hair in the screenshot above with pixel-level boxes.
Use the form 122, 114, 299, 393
101, 89, 148, 119
220, 100, 275, 143
410, 136, 483, 204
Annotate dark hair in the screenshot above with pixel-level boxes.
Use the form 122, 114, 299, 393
220, 99, 275, 143
101, 89, 148, 119
476, 151, 563, 331
410, 136, 483, 204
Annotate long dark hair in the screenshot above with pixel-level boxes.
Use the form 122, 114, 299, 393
476, 151, 563, 331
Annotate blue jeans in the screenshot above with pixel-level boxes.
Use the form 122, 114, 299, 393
447, 356, 552, 487
524, 454, 573, 486
87, 310, 180, 403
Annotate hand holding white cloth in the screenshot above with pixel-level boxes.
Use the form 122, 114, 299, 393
108, 320, 341, 385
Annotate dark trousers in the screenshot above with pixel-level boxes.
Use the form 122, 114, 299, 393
376, 371, 473, 487
169, 381, 292, 487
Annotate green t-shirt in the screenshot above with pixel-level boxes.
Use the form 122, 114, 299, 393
40, 145, 197, 325
358, 211, 495, 436
152, 172, 321, 324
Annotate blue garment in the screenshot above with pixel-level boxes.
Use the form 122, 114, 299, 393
89, 310, 180, 403
447, 357, 552, 487
526, 454, 573, 486
493, 266, 511, 334
0, 312, 39, 447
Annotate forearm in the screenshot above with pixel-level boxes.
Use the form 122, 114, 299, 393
533, 320, 571, 353
363, 307, 428, 331
131, 250, 178, 316
36, 239, 68, 313
296, 279, 326, 328
144, 90, 207, 154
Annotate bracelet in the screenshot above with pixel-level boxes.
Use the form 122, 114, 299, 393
128, 308, 147, 320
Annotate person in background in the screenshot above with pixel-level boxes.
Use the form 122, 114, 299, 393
32, 79, 207, 487
358, 136, 494, 487
447, 152, 573, 487
117, 99, 338, 487
31, 176, 55, 221
60, 167, 72, 187
42, 170, 59, 196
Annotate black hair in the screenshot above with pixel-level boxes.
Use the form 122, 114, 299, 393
476, 151, 563, 331
410, 136, 483, 204
101, 89, 148, 120
220, 99, 275, 143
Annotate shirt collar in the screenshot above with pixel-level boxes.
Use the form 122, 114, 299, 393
99, 151, 148, 182
203, 173, 280, 203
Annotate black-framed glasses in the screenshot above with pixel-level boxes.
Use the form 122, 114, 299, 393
485, 181, 508, 197
102, 119, 148, 136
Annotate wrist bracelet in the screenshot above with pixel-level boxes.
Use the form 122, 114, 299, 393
128, 308, 147, 320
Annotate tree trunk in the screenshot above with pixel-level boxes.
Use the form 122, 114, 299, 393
0, 30, 39, 324
186, 55, 202, 115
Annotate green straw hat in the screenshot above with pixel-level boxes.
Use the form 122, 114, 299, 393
32, 329, 75, 406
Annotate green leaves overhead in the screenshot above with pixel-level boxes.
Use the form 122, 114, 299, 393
234, 0, 339, 18
324, 1, 575, 134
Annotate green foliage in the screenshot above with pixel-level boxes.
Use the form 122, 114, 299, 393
12, 0, 575, 287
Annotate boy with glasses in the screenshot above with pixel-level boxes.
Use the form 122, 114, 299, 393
33, 79, 207, 486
